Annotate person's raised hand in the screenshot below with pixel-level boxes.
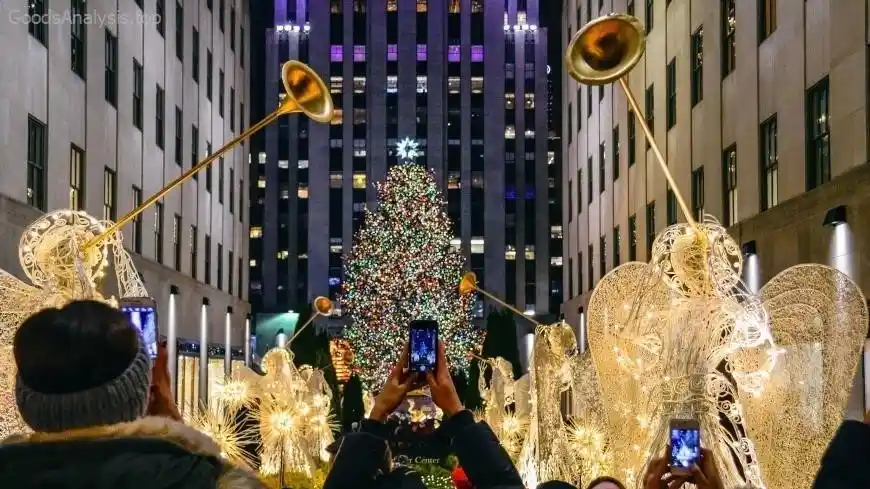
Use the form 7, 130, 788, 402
370, 345, 417, 421
146, 340, 182, 421
425, 341, 463, 416
643, 447, 689, 489
689, 449, 725, 489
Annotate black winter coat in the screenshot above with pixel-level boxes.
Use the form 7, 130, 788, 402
813, 420, 870, 489
323, 410, 524, 489
0, 416, 265, 489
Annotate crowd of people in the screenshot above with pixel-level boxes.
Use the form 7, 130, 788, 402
0, 299, 867, 489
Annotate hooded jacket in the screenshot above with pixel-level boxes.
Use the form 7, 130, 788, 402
0, 416, 266, 489
812, 420, 870, 489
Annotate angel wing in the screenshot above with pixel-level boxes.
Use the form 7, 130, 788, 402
0, 268, 51, 345
739, 264, 868, 489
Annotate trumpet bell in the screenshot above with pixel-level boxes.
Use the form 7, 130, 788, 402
314, 296, 334, 316
565, 13, 646, 85
280, 60, 334, 123
459, 272, 478, 295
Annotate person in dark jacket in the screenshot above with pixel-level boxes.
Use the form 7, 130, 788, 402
812, 413, 870, 489
0, 300, 264, 489
324, 341, 524, 489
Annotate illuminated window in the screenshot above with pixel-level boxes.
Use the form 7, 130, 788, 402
353, 108, 366, 124
257, 177, 266, 188
416, 76, 428, 93
258, 152, 266, 164
524, 129, 535, 138
330, 172, 343, 188
448, 77, 460, 94
524, 93, 535, 109
353, 172, 367, 189
448, 45, 460, 62
298, 160, 309, 169
550, 225, 563, 239
517, 11, 527, 24
524, 245, 536, 260
547, 151, 555, 165
471, 238, 485, 254
471, 0, 482, 12
330, 45, 343, 62
550, 256, 563, 266
416, 0, 427, 12
386, 76, 398, 93
330, 244, 342, 253
280, 188, 290, 199
353, 77, 366, 93
353, 139, 366, 157
471, 45, 484, 62
505, 125, 516, 139
471, 171, 484, 188
449, 238, 461, 251
387, 44, 398, 61
277, 250, 289, 259
249, 259, 257, 266
298, 184, 309, 199
330, 76, 343, 93
249, 227, 262, 238
331, 109, 343, 125
449, 0, 460, 13
416, 44, 427, 61
448, 172, 461, 189
505, 93, 515, 109
353, 45, 366, 62
278, 160, 289, 169
470, 77, 484, 93
505, 245, 517, 260
387, 0, 397, 11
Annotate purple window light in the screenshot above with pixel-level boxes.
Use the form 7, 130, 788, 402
448, 45, 460, 62
353, 45, 366, 62
471, 45, 484, 62
417, 44, 427, 61
330, 45, 343, 62
387, 44, 398, 61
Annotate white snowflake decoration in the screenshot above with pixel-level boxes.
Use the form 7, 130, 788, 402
396, 137, 423, 162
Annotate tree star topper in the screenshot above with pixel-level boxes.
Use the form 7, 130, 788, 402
396, 137, 423, 162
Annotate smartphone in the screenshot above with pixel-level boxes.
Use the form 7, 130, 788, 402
408, 320, 438, 374
669, 419, 701, 473
119, 297, 159, 360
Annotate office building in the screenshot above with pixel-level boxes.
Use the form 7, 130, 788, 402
0, 1, 252, 369
251, 0, 562, 327
562, 0, 870, 416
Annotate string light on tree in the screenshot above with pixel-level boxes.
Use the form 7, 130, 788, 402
396, 137, 423, 162
342, 164, 484, 389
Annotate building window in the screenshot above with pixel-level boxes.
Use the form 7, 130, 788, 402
505, 125, 516, 139
524, 93, 535, 109
230, 8, 236, 50
645, 85, 654, 140
103, 167, 117, 221
587, 245, 593, 291
174, 107, 183, 165
69, 145, 85, 210
219, 70, 225, 116
645, 202, 656, 256
723, 145, 738, 226
228, 250, 234, 295
173, 214, 182, 271
722, 0, 736, 76
133, 60, 144, 130
132, 186, 143, 253
156, 0, 165, 37
105, 30, 118, 106
191, 125, 198, 171
760, 116, 778, 211
599, 143, 606, 194
612, 125, 620, 180
599, 235, 607, 277
759, 0, 776, 40
628, 214, 637, 261
218, 158, 225, 203
205, 50, 212, 99
28, 0, 47, 44
156, 85, 165, 149
628, 111, 636, 166
219, 0, 225, 31
175, 3, 183, 60
613, 226, 621, 266
416, 44, 427, 61
644, 0, 654, 32
691, 167, 705, 220
806, 78, 830, 190
691, 27, 704, 106
587, 157, 593, 204
26, 117, 47, 211
217, 243, 223, 289
193, 30, 200, 83
71, 0, 86, 77
666, 59, 676, 129
154, 202, 164, 263
666, 187, 677, 225
353, 173, 366, 189
190, 226, 198, 279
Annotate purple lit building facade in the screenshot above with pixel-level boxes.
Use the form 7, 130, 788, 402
249, 0, 562, 328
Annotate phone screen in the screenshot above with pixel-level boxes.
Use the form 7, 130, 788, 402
409, 320, 438, 374
120, 302, 159, 360
670, 426, 701, 470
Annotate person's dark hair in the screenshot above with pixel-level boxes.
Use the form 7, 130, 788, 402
14, 300, 139, 394
537, 481, 578, 489
585, 476, 626, 489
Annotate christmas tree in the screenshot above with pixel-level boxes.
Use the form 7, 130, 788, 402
342, 164, 483, 389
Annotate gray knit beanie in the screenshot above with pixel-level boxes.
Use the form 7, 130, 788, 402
14, 336, 152, 433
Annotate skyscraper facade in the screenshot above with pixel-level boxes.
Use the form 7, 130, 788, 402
251, 0, 562, 326
0, 1, 251, 343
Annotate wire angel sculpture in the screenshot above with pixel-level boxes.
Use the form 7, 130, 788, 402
568, 350, 614, 484
478, 357, 528, 457
0, 210, 148, 437
586, 215, 868, 489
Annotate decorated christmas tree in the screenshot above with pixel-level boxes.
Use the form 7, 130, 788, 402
342, 163, 483, 390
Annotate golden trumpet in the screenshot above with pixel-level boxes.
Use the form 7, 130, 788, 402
565, 14, 697, 232
83, 60, 334, 251
289, 296, 334, 345
459, 272, 540, 325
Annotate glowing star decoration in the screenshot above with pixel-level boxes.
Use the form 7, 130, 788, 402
342, 165, 483, 389
396, 137, 422, 162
